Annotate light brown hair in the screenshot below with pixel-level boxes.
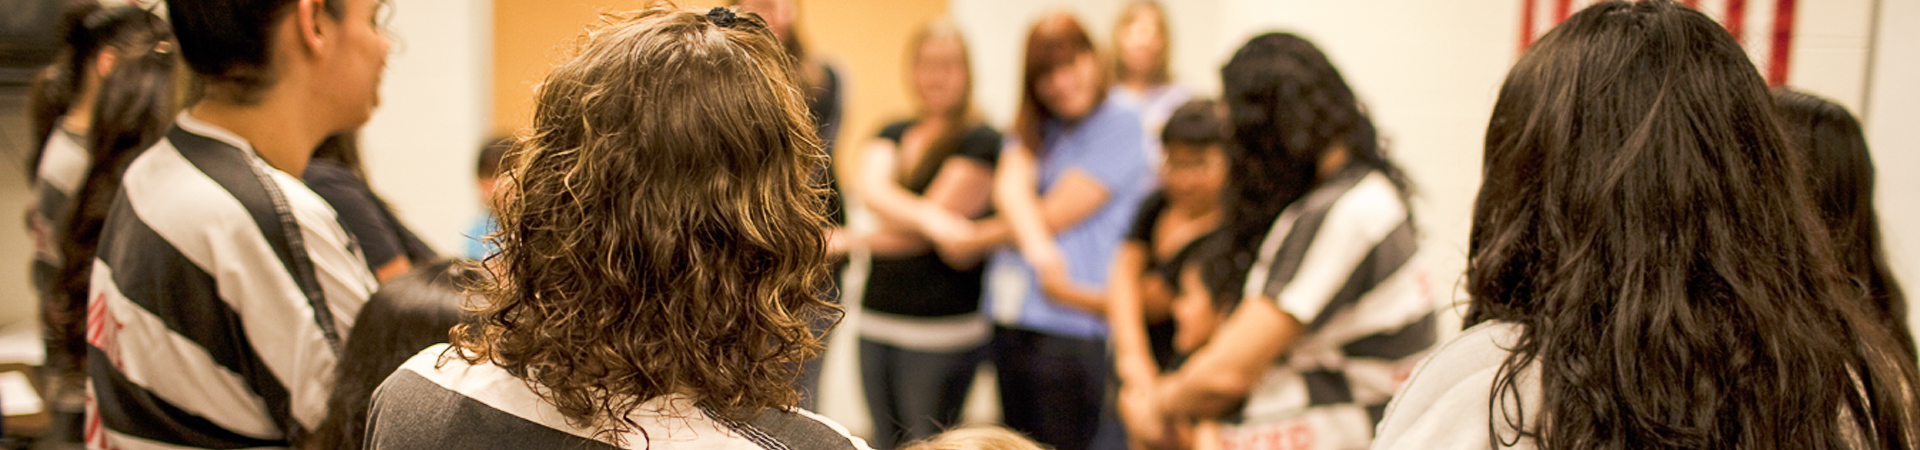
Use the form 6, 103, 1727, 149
1013, 11, 1105, 154
451, 3, 834, 440
900, 426, 1051, 450
1110, 1, 1171, 86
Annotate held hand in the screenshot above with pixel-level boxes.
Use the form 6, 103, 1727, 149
1119, 381, 1170, 449
919, 210, 976, 248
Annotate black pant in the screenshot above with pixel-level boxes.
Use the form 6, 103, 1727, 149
860, 339, 985, 450
990, 326, 1110, 450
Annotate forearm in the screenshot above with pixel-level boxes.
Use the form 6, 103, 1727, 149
1107, 250, 1159, 384
865, 225, 932, 256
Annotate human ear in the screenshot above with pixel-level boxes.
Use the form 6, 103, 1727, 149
296, 0, 327, 53
92, 50, 118, 80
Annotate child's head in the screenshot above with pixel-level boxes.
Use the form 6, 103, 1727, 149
451, 4, 834, 438
1159, 99, 1229, 211
900, 426, 1050, 450
312, 260, 478, 450
1171, 235, 1237, 353
473, 135, 516, 211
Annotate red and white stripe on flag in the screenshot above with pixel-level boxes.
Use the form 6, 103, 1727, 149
1518, 0, 1798, 86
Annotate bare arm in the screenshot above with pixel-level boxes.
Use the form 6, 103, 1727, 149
1105, 242, 1159, 385
1155, 295, 1304, 418
855, 138, 995, 262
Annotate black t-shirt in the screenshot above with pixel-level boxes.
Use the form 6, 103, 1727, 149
861, 120, 1003, 318
1123, 190, 1224, 368
303, 160, 436, 275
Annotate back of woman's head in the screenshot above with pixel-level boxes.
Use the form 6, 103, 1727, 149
1013, 11, 1101, 152
28, 3, 169, 176
311, 260, 476, 450
1215, 32, 1408, 305
1468, 1, 1919, 448
1774, 89, 1915, 360
451, 4, 832, 439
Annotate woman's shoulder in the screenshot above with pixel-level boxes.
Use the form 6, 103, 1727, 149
1372, 321, 1537, 450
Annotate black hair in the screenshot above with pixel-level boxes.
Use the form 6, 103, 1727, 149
1774, 89, 1915, 361
27, 2, 170, 179
1160, 98, 1227, 149
48, 17, 177, 383
309, 260, 478, 450
165, 0, 345, 104
312, 132, 367, 180
475, 135, 516, 179
1468, 2, 1919, 448
1214, 32, 1411, 306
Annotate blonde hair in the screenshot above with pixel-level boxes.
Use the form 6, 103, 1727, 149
899, 426, 1051, 450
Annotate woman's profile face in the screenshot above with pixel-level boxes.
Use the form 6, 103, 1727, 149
913, 35, 968, 118
1038, 52, 1101, 121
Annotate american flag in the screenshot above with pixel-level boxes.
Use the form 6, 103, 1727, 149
1519, 0, 1799, 86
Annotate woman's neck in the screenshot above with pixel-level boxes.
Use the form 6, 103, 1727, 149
1121, 77, 1154, 96
62, 91, 98, 136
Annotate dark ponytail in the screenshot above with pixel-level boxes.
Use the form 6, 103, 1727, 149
47, 16, 177, 376
26, 3, 168, 180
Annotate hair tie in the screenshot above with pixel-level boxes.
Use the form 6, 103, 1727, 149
151, 40, 172, 55
707, 7, 740, 28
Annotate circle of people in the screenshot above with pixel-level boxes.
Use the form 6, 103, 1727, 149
21, 0, 1917, 449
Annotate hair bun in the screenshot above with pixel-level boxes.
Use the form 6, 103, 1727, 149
707, 7, 740, 28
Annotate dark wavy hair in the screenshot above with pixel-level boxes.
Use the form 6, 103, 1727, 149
27, 2, 170, 178
1214, 32, 1410, 305
1467, 2, 1919, 448
1774, 89, 1915, 361
310, 260, 476, 450
450, 4, 833, 442
48, 14, 176, 383
1013, 11, 1105, 154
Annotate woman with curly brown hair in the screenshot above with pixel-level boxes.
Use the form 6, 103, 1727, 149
364, 6, 866, 450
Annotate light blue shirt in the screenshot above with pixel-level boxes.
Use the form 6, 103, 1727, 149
464, 214, 498, 260
984, 100, 1154, 339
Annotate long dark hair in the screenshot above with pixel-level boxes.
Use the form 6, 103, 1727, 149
47, 16, 176, 378
1214, 32, 1410, 305
27, 3, 169, 178
309, 260, 476, 450
1467, 2, 1919, 448
1774, 89, 1915, 361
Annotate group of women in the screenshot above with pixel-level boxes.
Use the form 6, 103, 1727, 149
841, 1, 1919, 450
19, 0, 1919, 449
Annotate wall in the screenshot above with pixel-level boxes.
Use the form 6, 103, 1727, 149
359, 0, 494, 255
1865, 0, 1920, 336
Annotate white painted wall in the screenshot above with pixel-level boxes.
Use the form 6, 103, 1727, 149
1864, 0, 1920, 339
359, 0, 494, 256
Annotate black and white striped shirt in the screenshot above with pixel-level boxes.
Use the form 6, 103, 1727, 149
30, 126, 89, 296
84, 112, 375, 449
1221, 166, 1437, 450
368, 345, 874, 450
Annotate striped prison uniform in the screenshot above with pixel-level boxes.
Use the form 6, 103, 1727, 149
368, 344, 875, 450
1221, 165, 1439, 450
85, 112, 375, 449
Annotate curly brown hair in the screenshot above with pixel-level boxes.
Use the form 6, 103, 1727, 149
450, 3, 834, 439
